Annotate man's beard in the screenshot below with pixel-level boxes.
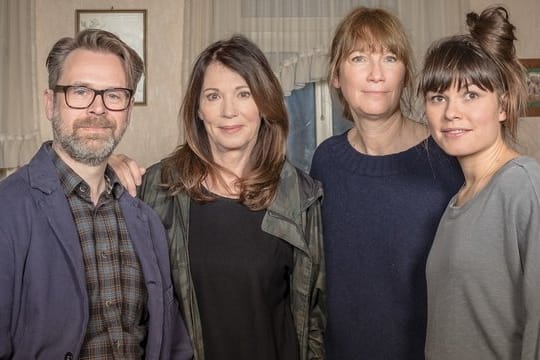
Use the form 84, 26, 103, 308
52, 110, 128, 166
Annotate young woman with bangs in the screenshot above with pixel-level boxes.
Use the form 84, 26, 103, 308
419, 6, 540, 359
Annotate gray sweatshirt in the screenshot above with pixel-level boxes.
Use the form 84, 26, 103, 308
426, 156, 540, 360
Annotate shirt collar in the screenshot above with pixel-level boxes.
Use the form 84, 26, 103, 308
46, 141, 124, 199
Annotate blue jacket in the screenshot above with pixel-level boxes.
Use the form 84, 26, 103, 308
0, 143, 193, 360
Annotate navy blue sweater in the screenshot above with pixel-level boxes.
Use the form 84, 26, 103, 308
310, 132, 463, 360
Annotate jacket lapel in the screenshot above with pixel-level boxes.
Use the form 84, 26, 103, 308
262, 162, 314, 254
119, 195, 166, 354
120, 196, 160, 285
27, 145, 87, 292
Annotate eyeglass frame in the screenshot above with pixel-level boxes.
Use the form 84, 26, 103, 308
53, 85, 134, 111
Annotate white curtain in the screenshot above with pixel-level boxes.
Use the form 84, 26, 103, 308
183, 0, 399, 95
399, 0, 470, 73
182, 0, 470, 96
0, 0, 41, 169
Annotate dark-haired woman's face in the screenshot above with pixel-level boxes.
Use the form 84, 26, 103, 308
197, 62, 261, 161
425, 83, 506, 159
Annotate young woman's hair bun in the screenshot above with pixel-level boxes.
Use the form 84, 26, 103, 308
466, 6, 517, 62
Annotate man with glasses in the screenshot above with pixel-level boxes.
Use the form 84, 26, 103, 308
0, 29, 193, 359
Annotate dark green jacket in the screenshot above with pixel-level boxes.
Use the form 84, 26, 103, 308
139, 160, 326, 360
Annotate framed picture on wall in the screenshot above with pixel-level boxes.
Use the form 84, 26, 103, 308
76, 9, 147, 105
521, 58, 540, 117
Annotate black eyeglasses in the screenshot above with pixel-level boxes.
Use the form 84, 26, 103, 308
53, 85, 133, 111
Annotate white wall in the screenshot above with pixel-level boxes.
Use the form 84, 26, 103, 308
469, 0, 540, 160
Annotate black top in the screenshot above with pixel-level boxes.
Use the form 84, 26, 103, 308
189, 196, 298, 360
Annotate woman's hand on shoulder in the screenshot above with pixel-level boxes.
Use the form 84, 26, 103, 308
108, 154, 146, 197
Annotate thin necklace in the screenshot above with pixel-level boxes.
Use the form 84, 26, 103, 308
457, 147, 514, 206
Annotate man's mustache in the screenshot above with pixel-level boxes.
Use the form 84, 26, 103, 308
73, 117, 115, 129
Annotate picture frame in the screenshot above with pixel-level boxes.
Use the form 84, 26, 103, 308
76, 9, 147, 105
521, 58, 540, 117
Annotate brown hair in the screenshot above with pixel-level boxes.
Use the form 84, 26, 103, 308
161, 35, 288, 210
46, 28, 144, 91
418, 6, 527, 139
328, 6, 416, 121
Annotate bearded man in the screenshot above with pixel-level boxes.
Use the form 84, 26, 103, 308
0, 29, 193, 360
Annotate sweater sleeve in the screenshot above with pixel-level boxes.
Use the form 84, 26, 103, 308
518, 174, 540, 359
